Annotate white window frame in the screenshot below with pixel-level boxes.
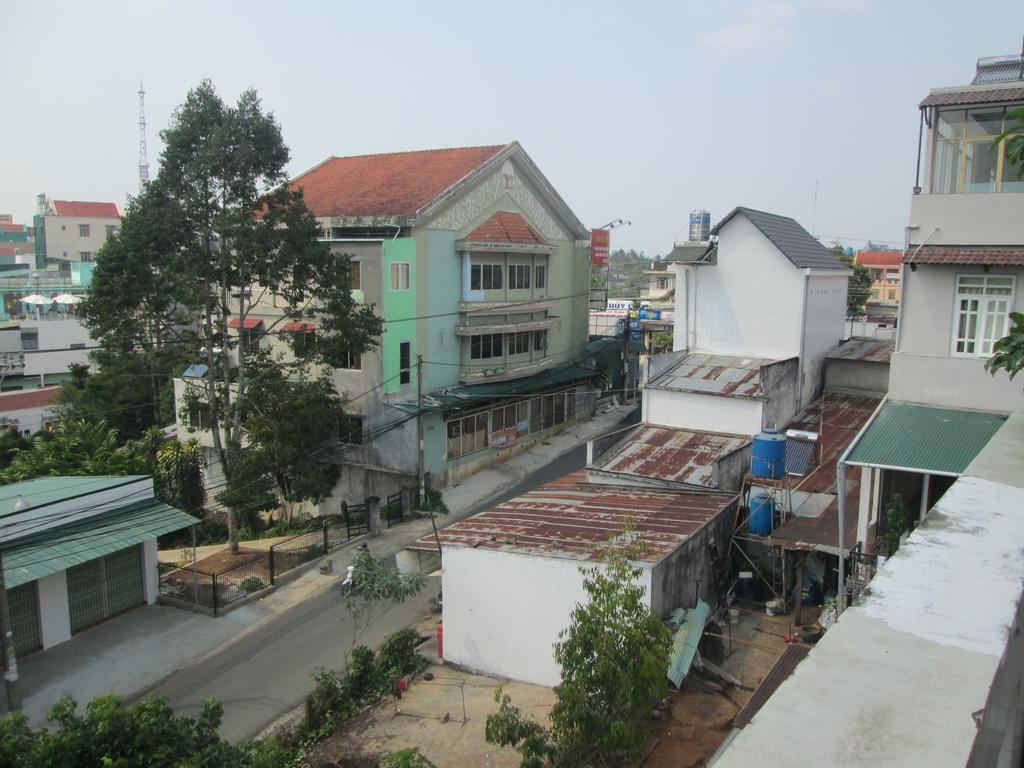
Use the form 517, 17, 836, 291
950, 273, 1016, 358
78, 224, 90, 237
509, 264, 531, 290
389, 262, 411, 291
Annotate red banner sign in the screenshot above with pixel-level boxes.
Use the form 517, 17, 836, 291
591, 229, 610, 267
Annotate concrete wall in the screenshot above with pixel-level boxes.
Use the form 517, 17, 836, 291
825, 359, 890, 396
442, 545, 650, 687
42, 214, 119, 262
20, 319, 91, 382
0, 402, 56, 436
644, 388, 763, 435
761, 357, 801, 431
909, 192, 1024, 247
801, 274, 849, 406
143, 539, 158, 605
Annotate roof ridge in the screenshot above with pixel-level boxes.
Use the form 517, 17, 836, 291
324, 143, 509, 163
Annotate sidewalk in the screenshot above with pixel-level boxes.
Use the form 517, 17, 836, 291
16, 403, 636, 727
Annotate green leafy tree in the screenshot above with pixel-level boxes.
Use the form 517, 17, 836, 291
0, 428, 31, 471
486, 544, 672, 767
89, 80, 382, 552
995, 106, 1024, 171
154, 437, 205, 514
882, 492, 914, 556
0, 693, 299, 767
1, 420, 147, 482
987, 312, 1024, 382
343, 551, 426, 661
833, 243, 872, 316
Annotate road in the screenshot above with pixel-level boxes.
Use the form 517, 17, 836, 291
150, 405, 640, 742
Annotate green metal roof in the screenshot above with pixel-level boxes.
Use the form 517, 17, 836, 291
0, 476, 150, 518
391, 365, 597, 414
846, 402, 1006, 475
3, 499, 198, 588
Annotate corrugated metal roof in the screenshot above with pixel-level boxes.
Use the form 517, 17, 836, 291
648, 352, 781, 399
590, 425, 750, 488
825, 338, 893, 364
711, 207, 848, 271
668, 599, 710, 687
3, 499, 198, 588
733, 644, 811, 728
407, 471, 735, 566
846, 402, 1006, 475
0, 476, 150, 518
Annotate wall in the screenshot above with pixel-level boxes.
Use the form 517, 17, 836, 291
801, 274, 849, 406
760, 357, 801, 431
318, 463, 415, 515
689, 215, 805, 359
419, 229, 462, 393
648, 499, 734, 615
909, 192, 1024, 247
0, 403, 56, 436
442, 545, 650, 687
643, 388, 763, 435
37, 570, 71, 648
382, 237, 417, 396
824, 359, 890, 396
20, 319, 91, 382
42, 215, 119, 262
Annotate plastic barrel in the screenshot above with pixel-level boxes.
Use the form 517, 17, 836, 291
749, 493, 774, 536
752, 428, 787, 478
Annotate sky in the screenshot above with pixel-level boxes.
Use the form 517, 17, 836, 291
5, 0, 1024, 257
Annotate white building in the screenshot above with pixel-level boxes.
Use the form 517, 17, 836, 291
662, 206, 849, 431
0, 386, 59, 436
38, 199, 121, 265
0, 476, 197, 661
404, 475, 735, 687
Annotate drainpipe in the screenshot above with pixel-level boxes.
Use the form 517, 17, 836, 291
797, 271, 810, 408
836, 462, 846, 614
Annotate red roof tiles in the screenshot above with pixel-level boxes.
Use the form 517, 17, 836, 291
465, 211, 546, 244
290, 145, 508, 218
855, 250, 902, 267
904, 245, 1024, 267
51, 201, 121, 218
0, 387, 59, 413
281, 321, 315, 332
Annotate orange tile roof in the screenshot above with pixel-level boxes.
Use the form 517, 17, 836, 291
466, 211, 546, 244
855, 250, 902, 267
0, 386, 59, 412
290, 145, 508, 218
51, 201, 121, 218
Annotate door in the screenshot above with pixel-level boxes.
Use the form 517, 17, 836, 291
8, 582, 40, 657
67, 545, 145, 634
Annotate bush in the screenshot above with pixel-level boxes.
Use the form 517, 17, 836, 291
423, 488, 448, 515
239, 576, 266, 594
377, 629, 424, 677
380, 747, 437, 767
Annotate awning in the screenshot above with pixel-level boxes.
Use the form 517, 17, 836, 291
390, 364, 597, 414
281, 321, 316, 332
3, 499, 199, 588
227, 317, 263, 330
845, 402, 1006, 476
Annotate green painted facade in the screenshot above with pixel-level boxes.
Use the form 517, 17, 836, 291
381, 237, 417, 395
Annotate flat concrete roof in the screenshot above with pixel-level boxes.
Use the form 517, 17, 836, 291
714, 414, 1024, 767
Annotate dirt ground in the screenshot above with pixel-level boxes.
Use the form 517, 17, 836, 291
305, 665, 555, 768
191, 546, 266, 574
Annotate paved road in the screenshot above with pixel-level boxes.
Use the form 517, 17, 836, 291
151, 405, 640, 742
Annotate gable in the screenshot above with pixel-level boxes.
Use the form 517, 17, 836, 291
713, 207, 847, 271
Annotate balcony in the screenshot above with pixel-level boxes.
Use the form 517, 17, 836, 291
459, 354, 555, 385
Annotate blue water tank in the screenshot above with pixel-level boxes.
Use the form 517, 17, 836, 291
749, 493, 774, 536
751, 427, 786, 478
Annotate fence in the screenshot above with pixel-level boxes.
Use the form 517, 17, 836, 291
385, 491, 403, 528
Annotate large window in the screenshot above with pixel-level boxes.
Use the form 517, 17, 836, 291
534, 330, 547, 353
471, 263, 503, 291
509, 331, 531, 356
339, 414, 363, 445
390, 262, 411, 291
932, 107, 1024, 194
470, 333, 503, 360
341, 348, 361, 370
953, 274, 1015, 356
349, 261, 361, 290
492, 401, 528, 433
447, 412, 488, 460
509, 264, 531, 290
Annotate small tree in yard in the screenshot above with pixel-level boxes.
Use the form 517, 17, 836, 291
343, 551, 426, 661
486, 543, 672, 767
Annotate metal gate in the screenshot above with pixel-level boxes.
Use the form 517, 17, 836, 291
8, 582, 40, 657
67, 545, 145, 634
343, 502, 368, 538
385, 492, 403, 528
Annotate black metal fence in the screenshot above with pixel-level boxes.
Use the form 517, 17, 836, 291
343, 502, 368, 538
385, 491, 403, 528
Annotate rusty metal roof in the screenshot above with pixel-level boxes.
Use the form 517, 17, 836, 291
825, 338, 893, 364
589, 425, 750, 488
733, 644, 811, 728
408, 471, 736, 566
647, 352, 784, 399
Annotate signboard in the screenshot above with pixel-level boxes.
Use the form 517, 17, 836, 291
638, 308, 661, 320
490, 426, 518, 449
607, 299, 633, 312
591, 229, 610, 267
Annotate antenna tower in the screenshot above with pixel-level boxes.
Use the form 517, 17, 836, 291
137, 82, 150, 187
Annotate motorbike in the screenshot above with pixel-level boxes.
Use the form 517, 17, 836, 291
341, 543, 369, 596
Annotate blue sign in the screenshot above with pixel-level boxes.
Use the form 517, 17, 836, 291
638, 308, 661, 320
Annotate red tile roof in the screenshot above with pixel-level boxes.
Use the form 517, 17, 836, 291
1, 224, 26, 233
855, 250, 902, 267
904, 245, 1024, 267
919, 87, 1024, 108
0, 386, 59, 413
290, 145, 508, 218
465, 211, 546, 244
227, 317, 263, 330
51, 200, 121, 218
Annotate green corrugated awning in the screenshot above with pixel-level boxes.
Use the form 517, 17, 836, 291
3, 499, 199, 588
846, 402, 1006, 475
391, 364, 597, 414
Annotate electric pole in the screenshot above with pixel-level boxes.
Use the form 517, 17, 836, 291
417, 354, 425, 507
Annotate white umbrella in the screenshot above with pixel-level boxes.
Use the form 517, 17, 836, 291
20, 294, 51, 305
52, 293, 81, 305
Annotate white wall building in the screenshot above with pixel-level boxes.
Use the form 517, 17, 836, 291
39, 199, 121, 264
0, 386, 59, 436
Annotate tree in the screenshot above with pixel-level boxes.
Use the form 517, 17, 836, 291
343, 551, 426, 661
88, 80, 382, 552
833, 243, 872, 317
0, 693, 299, 767
0, 428, 31, 471
1, 419, 147, 482
882, 492, 913, 556
153, 437, 205, 514
996, 106, 1024, 171
987, 312, 1024, 382
486, 544, 672, 767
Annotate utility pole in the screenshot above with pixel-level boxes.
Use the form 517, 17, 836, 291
622, 306, 632, 403
416, 354, 425, 507
138, 81, 150, 188
0, 551, 20, 712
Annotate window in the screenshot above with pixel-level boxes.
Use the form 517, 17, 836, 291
78, 224, 90, 237
953, 275, 1015, 356
105, 225, 116, 237
69, 342, 86, 349
390, 262, 411, 291
470, 263, 503, 291
887, 289, 897, 301
534, 264, 546, 290
20, 330, 38, 350
932, 107, 1023, 194
470, 333, 503, 359
349, 261, 361, 291
509, 264, 531, 290
399, 341, 411, 385
534, 330, 547, 353
509, 331, 531, 356
446, 412, 488, 460
340, 348, 361, 370
871, 289, 880, 300
491, 401, 529, 433
293, 330, 316, 357
79, 252, 92, 262
188, 403, 212, 429
339, 414, 363, 445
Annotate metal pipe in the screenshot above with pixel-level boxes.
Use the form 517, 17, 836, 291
836, 461, 846, 614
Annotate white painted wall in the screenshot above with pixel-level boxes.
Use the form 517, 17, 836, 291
0, 402, 56, 436
37, 570, 71, 649
442, 545, 651, 687
909, 193, 1024, 247
643, 388, 764, 436
20, 319, 92, 381
801, 273, 849, 406
43, 214, 120, 262
143, 539, 159, 605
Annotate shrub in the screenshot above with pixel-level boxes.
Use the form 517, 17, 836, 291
423, 488, 448, 515
380, 747, 437, 767
239, 576, 266, 594
377, 629, 424, 677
